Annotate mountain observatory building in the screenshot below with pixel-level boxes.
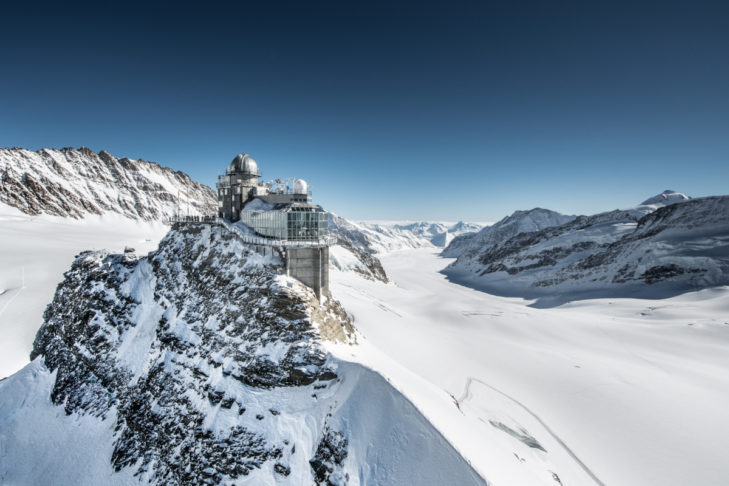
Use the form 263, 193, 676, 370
216, 153, 333, 298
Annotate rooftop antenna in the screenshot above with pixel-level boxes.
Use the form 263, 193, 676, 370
285, 177, 294, 194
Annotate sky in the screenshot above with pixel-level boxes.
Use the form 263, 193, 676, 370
1, 1, 727, 221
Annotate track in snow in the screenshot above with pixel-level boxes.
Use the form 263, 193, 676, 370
455, 376, 605, 486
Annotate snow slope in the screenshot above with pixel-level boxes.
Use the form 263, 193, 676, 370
330, 248, 729, 486
0, 147, 216, 220
0, 147, 218, 377
0, 204, 168, 378
0, 224, 486, 486
443, 192, 728, 305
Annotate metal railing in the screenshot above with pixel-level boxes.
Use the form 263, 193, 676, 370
167, 215, 218, 224
167, 215, 336, 248
219, 218, 336, 248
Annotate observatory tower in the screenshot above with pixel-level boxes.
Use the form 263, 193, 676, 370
215, 153, 333, 299
216, 153, 264, 221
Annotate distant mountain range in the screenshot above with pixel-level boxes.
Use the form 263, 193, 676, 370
442, 190, 729, 305
327, 216, 483, 281
0, 147, 486, 285
0, 147, 216, 220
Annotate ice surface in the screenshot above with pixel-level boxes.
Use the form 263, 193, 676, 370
329, 248, 729, 486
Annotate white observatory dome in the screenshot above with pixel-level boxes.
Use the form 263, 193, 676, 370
293, 179, 308, 194
231, 153, 259, 175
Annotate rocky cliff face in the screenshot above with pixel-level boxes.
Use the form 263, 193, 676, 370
30, 224, 352, 483
443, 194, 729, 305
328, 213, 389, 282
0, 147, 216, 220
0, 224, 485, 485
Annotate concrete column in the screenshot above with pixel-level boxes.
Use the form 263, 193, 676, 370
284, 246, 329, 300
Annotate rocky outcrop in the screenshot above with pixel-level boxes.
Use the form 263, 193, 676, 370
29, 224, 352, 483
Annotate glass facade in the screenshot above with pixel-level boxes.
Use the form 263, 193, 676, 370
239, 208, 328, 241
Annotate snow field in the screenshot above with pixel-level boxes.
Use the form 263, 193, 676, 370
329, 248, 729, 486
0, 204, 169, 378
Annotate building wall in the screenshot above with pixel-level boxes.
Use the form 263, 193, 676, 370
286, 247, 329, 300
217, 173, 260, 221
218, 186, 254, 221
259, 193, 311, 204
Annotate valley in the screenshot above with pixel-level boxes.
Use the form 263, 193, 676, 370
329, 248, 729, 486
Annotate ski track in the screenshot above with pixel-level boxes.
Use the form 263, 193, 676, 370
455, 376, 605, 486
0, 286, 24, 321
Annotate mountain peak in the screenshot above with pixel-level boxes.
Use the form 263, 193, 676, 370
640, 190, 690, 206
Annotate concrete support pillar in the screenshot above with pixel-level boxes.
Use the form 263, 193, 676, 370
285, 246, 329, 300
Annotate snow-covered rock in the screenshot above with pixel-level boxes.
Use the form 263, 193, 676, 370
0, 224, 485, 485
0, 205, 169, 379
0, 147, 216, 220
327, 213, 389, 282
640, 189, 691, 207
443, 192, 729, 305
442, 208, 575, 259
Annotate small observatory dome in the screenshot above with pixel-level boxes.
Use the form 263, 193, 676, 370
293, 179, 308, 194
231, 153, 259, 175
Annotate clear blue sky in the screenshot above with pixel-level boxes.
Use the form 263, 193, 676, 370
1, 1, 727, 221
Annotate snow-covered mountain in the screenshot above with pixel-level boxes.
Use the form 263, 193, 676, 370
358, 220, 484, 252
0, 224, 484, 485
0, 147, 216, 220
442, 208, 575, 259
331, 216, 482, 255
327, 216, 482, 282
639, 189, 691, 207
327, 214, 390, 282
443, 191, 729, 305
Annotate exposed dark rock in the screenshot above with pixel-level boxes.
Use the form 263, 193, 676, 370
29, 224, 354, 485
310, 427, 349, 485
0, 147, 216, 220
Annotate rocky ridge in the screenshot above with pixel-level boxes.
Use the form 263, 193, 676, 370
443, 193, 729, 304
0, 147, 216, 220
442, 208, 576, 259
